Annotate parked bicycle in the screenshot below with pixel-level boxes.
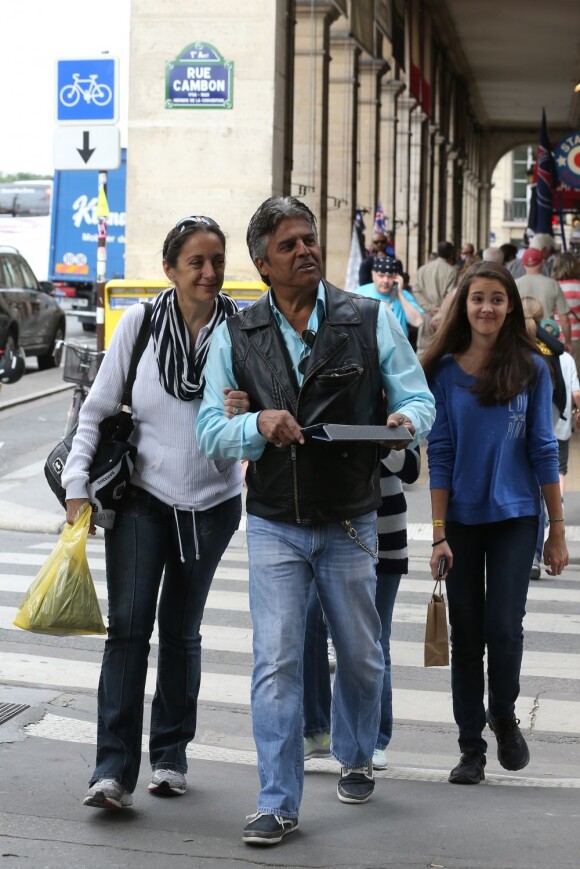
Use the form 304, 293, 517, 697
56, 340, 105, 437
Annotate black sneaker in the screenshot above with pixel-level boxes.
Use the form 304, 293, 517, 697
448, 751, 486, 784
487, 712, 530, 771
337, 761, 375, 804
242, 812, 298, 845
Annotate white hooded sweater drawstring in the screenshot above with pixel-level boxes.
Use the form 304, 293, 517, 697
191, 508, 200, 560
173, 505, 200, 562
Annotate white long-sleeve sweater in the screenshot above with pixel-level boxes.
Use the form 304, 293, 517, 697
62, 302, 242, 510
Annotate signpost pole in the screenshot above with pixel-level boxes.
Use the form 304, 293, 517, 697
96, 171, 109, 351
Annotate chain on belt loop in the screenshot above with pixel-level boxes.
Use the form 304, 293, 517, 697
341, 519, 378, 559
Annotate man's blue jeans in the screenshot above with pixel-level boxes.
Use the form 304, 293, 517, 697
303, 570, 401, 750
247, 512, 384, 818
92, 485, 241, 792
445, 516, 537, 754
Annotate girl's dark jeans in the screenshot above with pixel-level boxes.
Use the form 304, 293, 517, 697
445, 516, 538, 754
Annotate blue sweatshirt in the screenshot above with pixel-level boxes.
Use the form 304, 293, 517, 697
427, 354, 559, 524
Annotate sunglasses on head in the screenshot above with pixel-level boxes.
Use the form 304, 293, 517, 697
175, 215, 220, 232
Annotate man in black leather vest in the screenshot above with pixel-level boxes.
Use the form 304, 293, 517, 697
197, 196, 434, 846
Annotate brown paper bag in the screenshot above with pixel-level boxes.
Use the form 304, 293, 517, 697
424, 579, 449, 667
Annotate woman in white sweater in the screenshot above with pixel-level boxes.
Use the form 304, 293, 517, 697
63, 216, 246, 809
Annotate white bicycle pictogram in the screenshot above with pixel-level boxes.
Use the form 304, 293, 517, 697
59, 74, 112, 108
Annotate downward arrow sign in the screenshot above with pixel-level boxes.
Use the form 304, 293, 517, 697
77, 131, 96, 164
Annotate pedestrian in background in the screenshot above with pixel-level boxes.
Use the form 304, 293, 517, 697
303, 445, 421, 771
516, 247, 572, 349
521, 296, 567, 580
422, 261, 568, 786
414, 241, 457, 354
63, 215, 245, 809
356, 255, 423, 338
522, 299, 580, 500
552, 251, 580, 375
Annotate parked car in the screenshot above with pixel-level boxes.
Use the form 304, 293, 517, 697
0, 245, 66, 369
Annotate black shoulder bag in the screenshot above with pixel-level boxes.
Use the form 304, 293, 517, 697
44, 303, 153, 529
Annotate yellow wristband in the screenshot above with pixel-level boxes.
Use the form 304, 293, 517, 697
432, 519, 446, 528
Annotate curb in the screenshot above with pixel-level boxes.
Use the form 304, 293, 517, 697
0, 501, 65, 535
0, 383, 73, 412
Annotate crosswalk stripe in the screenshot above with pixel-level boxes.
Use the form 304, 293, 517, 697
3, 576, 579, 633
1, 650, 578, 734
23, 713, 580, 788
27, 541, 251, 563
2, 577, 580, 635
7, 546, 580, 603
3, 605, 579, 681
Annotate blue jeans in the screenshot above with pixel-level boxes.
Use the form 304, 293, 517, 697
445, 516, 538, 754
303, 569, 401, 750
247, 512, 384, 818
92, 485, 241, 792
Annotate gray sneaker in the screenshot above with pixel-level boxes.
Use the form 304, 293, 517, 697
83, 778, 133, 809
304, 732, 331, 761
148, 768, 187, 795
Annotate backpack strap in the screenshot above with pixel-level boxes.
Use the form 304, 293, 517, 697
120, 303, 153, 408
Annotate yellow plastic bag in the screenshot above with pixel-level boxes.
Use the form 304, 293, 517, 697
13, 505, 106, 636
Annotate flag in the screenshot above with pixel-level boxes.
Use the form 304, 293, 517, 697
345, 210, 366, 293
373, 202, 386, 237
530, 110, 558, 234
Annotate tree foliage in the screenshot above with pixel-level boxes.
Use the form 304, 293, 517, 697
0, 172, 53, 182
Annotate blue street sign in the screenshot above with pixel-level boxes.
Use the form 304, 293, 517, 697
56, 58, 119, 124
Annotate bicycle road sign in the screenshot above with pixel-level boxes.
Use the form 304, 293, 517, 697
56, 58, 119, 125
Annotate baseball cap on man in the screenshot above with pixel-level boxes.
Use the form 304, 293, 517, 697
522, 248, 543, 267
371, 255, 399, 275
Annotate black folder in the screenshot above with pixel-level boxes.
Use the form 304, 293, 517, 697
300, 424, 413, 443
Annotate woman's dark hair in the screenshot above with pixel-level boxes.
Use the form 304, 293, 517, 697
421, 261, 540, 404
162, 218, 226, 268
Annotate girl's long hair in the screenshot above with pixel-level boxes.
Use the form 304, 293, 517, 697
421, 261, 540, 404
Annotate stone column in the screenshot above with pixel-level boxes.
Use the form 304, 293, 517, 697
408, 105, 427, 276
431, 132, 445, 253
445, 146, 459, 242
325, 28, 360, 286
293, 2, 340, 264
394, 95, 417, 273
379, 79, 405, 241
478, 182, 492, 251
424, 124, 439, 259
357, 58, 389, 222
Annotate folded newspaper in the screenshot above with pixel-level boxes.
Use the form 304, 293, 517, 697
300, 424, 412, 442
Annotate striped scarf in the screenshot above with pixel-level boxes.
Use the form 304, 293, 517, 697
151, 288, 238, 401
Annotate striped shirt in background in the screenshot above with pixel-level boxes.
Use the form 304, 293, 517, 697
557, 279, 580, 341
377, 445, 421, 575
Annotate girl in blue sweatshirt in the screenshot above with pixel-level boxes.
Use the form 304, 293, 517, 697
422, 261, 568, 786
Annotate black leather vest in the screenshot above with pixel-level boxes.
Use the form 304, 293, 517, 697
227, 282, 385, 523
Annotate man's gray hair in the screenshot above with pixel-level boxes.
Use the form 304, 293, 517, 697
246, 196, 318, 265
530, 233, 554, 252
482, 247, 504, 264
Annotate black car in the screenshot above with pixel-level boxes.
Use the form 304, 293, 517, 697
0, 246, 66, 369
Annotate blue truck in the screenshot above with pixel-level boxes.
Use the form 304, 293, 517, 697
48, 149, 126, 331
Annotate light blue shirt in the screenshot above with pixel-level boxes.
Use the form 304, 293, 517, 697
197, 282, 435, 460
355, 282, 423, 337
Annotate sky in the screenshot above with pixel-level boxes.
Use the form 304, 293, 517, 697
0, 0, 130, 176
